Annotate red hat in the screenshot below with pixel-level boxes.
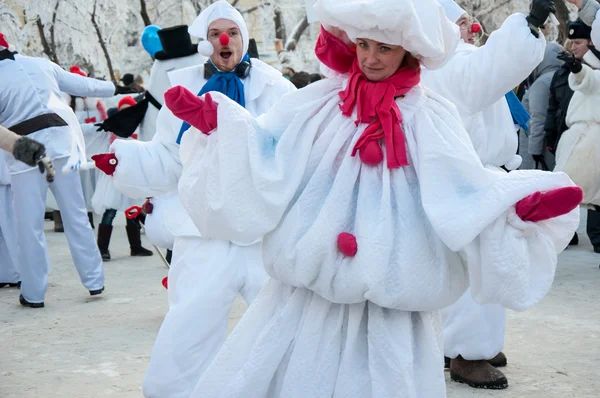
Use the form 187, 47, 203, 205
69, 65, 87, 77
118, 96, 137, 109
0, 32, 9, 49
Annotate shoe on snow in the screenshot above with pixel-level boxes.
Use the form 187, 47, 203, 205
89, 286, 105, 296
450, 356, 508, 389
19, 294, 44, 308
487, 352, 507, 368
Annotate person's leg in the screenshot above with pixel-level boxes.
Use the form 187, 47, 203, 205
586, 209, 600, 252
0, 185, 19, 285
239, 241, 269, 305
143, 237, 242, 398
97, 209, 116, 261
442, 289, 508, 389
10, 168, 50, 305
50, 158, 104, 294
125, 217, 153, 257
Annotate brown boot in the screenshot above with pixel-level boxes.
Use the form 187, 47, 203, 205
53, 210, 64, 233
487, 352, 507, 368
449, 355, 508, 389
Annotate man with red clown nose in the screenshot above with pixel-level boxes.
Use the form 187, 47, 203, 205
421, 0, 556, 389
91, 1, 295, 397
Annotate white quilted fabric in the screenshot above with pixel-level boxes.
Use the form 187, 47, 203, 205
178, 78, 579, 396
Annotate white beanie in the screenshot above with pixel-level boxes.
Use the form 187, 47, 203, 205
314, 0, 460, 69
437, 0, 467, 24
189, 0, 249, 58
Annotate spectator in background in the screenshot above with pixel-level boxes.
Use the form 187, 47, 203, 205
545, 19, 595, 248
520, 42, 563, 170
545, 20, 591, 158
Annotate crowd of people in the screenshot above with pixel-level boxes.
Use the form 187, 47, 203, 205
0, 0, 598, 397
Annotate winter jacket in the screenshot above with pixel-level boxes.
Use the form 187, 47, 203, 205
545, 64, 574, 153
554, 64, 600, 206
526, 42, 563, 156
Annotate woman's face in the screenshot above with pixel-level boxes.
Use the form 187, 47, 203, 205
356, 38, 407, 81
208, 19, 244, 72
456, 14, 475, 44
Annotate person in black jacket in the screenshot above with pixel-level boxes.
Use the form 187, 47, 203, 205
545, 19, 600, 250
545, 20, 591, 156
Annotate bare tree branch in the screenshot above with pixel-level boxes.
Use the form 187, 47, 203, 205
91, 0, 116, 82
140, 0, 152, 26
230, 0, 241, 7
36, 17, 57, 63
285, 15, 309, 51
274, 7, 286, 42
49, 0, 61, 64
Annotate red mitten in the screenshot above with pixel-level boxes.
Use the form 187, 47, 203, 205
164, 86, 218, 135
91, 153, 118, 176
516, 186, 583, 222
315, 25, 356, 74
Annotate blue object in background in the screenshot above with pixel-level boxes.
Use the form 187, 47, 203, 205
141, 25, 163, 57
505, 90, 530, 132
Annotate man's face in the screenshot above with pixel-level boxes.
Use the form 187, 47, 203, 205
456, 14, 475, 44
207, 19, 243, 72
571, 39, 590, 60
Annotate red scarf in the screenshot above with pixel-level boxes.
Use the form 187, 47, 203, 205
339, 59, 421, 169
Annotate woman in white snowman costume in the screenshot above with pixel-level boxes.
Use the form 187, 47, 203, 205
167, 0, 582, 396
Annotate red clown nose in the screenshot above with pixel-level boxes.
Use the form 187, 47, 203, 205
471, 23, 481, 34
219, 33, 230, 46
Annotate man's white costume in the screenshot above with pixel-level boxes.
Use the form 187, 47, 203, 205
106, 3, 295, 396
0, 50, 114, 305
421, 0, 547, 363
171, 0, 579, 396
0, 151, 19, 285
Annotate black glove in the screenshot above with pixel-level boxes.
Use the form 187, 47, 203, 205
113, 83, 138, 95
557, 51, 583, 73
12, 136, 46, 167
527, 0, 556, 29
94, 122, 107, 132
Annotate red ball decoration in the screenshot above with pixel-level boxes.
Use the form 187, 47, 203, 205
162, 276, 168, 290
359, 140, 384, 166
471, 23, 482, 34
142, 201, 154, 215
337, 232, 358, 257
219, 33, 230, 46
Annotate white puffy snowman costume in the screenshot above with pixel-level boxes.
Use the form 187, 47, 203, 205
0, 151, 19, 285
107, 2, 296, 397
421, 1, 547, 362
174, 0, 579, 396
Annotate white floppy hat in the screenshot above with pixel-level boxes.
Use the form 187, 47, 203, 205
189, 0, 249, 58
313, 0, 460, 69
437, 0, 468, 24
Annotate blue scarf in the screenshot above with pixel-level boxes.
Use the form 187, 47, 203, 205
505, 90, 530, 132
176, 53, 250, 144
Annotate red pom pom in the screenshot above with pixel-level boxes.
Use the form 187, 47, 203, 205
69, 65, 87, 77
118, 96, 137, 109
337, 232, 358, 257
359, 141, 384, 166
162, 276, 168, 290
219, 33, 230, 46
471, 23, 482, 34
142, 201, 154, 215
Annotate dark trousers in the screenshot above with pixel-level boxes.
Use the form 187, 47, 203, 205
587, 209, 600, 248
101, 209, 136, 227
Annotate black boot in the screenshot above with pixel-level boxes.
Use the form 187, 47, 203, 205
88, 212, 95, 229
53, 210, 64, 233
97, 224, 113, 261
19, 294, 44, 308
569, 232, 579, 246
44, 211, 54, 221
126, 224, 153, 257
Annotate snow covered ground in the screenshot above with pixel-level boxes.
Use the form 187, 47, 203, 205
1, 211, 599, 397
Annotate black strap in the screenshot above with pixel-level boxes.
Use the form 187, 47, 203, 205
9, 113, 68, 136
0, 49, 15, 61
145, 91, 162, 111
